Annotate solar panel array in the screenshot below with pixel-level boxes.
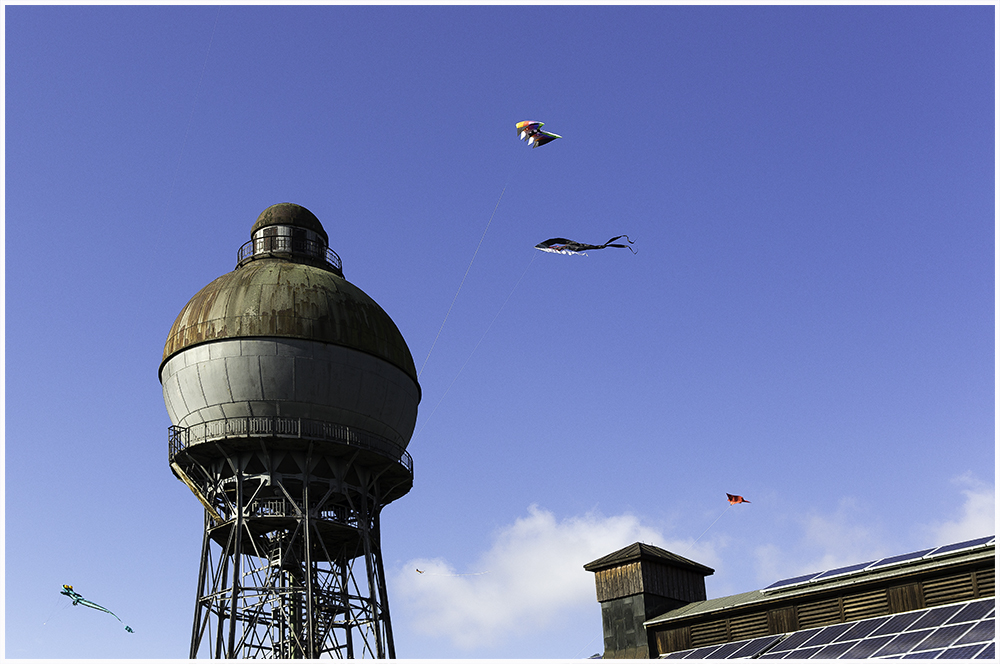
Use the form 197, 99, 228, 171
661, 597, 995, 659
762, 536, 995, 592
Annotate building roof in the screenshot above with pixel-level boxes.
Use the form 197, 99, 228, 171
660, 596, 995, 659
645, 535, 994, 627
584, 542, 715, 576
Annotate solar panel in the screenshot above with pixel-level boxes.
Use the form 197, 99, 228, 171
812, 640, 855, 658
701, 640, 743, 658
946, 599, 994, 623
941, 643, 989, 658
871, 610, 928, 636
662, 598, 995, 659
927, 535, 994, 557
762, 571, 822, 591
956, 619, 994, 644
758, 536, 993, 596
875, 629, 936, 657
867, 548, 935, 570
907, 603, 964, 630
764, 626, 823, 652
813, 560, 874, 580
680, 644, 722, 658
904, 649, 944, 659
801, 622, 854, 647
835, 615, 892, 642
728, 635, 782, 658
912, 623, 973, 649
843, 633, 895, 657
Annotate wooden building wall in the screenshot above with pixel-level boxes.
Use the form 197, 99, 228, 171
595, 560, 708, 604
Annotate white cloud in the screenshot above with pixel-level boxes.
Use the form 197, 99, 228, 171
392, 504, 713, 651
752, 474, 996, 587
921, 473, 995, 544
752, 496, 892, 586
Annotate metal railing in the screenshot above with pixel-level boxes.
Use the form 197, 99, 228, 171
168, 416, 412, 472
237, 237, 342, 274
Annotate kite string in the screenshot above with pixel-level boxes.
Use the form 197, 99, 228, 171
414, 251, 537, 440
417, 181, 508, 378
690, 504, 733, 549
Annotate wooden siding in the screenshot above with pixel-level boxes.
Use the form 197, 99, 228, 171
595, 563, 643, 601
642, 561, 708, 602
595, 561, 707, 603
767, 607, 797, 634
728, 611, 769, 641
797, 597, 842, 629
923, 572, 975, 606
973, 567, 994, 596
655, 627, 690, 654
842, 588, 889, 622
888, 583, 925, 613
689, 618, 728, 647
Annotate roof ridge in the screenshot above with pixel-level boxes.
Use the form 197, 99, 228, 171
583, 541, 715, 574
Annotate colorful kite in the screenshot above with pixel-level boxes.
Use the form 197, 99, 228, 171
535, 235, 636, 256
60, 585, 134, 632
516, 120, 562, 148
727, 493, 750, 505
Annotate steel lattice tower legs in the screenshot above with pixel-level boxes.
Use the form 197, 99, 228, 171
173, 436, 409, 659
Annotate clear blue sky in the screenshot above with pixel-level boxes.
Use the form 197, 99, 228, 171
4, 3, 994, 659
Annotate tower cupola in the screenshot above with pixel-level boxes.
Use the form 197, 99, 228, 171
238, 202, 342, 274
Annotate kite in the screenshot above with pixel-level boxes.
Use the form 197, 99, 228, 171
516, 120, 562, 148
535, 235, 636, 256
416, 569, 425, 574
727, 493, 750, 505
60, 585, 134, 633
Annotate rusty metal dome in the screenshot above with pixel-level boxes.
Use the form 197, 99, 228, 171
160, 207, 418, 387
251, 202, 329, 243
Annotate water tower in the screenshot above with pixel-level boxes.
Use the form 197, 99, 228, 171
159, 203, 420, 658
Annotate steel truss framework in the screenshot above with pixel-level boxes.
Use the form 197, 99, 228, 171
170, 434, 412, 658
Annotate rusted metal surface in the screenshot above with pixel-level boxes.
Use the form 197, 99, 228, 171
250, 202, 329, 243
161, 259, 417, 383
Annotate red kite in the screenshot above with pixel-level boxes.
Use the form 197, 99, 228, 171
727, 493, 750, 504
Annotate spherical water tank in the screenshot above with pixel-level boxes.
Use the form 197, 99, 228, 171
159, 203, 420, 450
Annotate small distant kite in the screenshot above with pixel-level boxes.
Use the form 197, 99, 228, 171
60, 585, 134, 633
516, 120, 562, 148
416, 569, 425, 574
535, 235, 636, 256
727, 493, 751, 505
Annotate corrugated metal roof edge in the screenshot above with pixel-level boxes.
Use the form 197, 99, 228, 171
643, 544, 995, 628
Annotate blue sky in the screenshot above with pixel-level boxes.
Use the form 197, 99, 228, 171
3, 3, 995, 660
